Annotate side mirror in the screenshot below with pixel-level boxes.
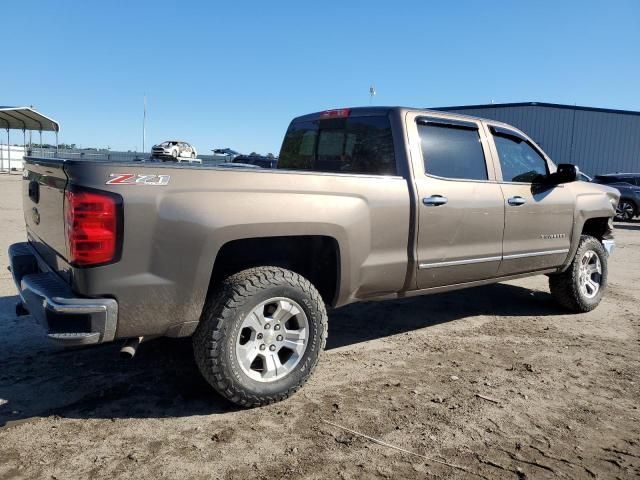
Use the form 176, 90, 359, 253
549, 164, 578, 184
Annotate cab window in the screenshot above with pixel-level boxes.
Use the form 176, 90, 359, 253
418, 120, 488, 181
491, 128, 548, 183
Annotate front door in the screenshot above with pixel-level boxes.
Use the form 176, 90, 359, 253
408, 113, 505, 289
486, 125, 574, 275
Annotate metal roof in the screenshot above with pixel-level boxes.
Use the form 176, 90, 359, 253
434, 101, 640, 117
0, 106, 60, 132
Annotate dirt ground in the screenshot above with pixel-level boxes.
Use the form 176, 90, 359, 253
0, 173, 638, 480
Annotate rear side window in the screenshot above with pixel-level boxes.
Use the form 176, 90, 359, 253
418, 121, 488, 181
492, 130, 548, 183
278, 115, 396, 175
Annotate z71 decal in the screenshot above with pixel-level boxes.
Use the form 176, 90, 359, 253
106, 173, 171, 186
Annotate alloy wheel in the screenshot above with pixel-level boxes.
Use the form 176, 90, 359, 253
235, 298, 308, 382
578, 250, 602, 299
616, 201, 634, 221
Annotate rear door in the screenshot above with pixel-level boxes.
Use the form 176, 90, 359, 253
486, 125, 574, 275
406, 112, 505, 289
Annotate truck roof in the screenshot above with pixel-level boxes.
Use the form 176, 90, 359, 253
290, 106, 505, 126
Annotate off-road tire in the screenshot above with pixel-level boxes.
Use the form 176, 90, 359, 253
193, 267, 328, 407
549, 235, 608, 313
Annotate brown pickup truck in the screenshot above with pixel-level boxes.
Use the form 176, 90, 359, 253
9, 106, 619, 407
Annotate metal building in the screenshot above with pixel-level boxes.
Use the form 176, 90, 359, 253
435, 102, 640, 177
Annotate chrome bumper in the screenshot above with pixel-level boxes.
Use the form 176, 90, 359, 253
602, 239, 615, 256
9, 242, 117, 347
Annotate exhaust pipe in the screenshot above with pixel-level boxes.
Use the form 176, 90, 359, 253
120, 337, 143, 359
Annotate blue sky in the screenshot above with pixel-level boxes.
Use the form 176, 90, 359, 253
3, 0, 639, 154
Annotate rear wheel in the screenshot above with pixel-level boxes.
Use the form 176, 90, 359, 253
549, 235, 608, 313
615, 200, 636, 221
193, 267, 328, 407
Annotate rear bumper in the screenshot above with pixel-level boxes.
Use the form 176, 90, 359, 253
602, 239, 615, 255
9, 242, 118, 347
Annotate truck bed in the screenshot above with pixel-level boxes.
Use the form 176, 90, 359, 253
20, 155, 412, 341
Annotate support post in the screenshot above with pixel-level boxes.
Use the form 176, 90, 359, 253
39, 130, 42, 156
6, 128, 9, 172
0, 128, 4, 173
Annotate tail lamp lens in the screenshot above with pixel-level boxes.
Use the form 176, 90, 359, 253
65, 190, 119, 266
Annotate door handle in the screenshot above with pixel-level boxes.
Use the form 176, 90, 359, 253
423, 195, 448, 206
508, 196, 526, 206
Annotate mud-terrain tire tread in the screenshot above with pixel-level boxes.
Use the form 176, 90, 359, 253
549, 235, 608, 313
193, 266, 328, 407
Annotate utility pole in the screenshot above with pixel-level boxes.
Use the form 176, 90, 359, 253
142, 95, 147, 153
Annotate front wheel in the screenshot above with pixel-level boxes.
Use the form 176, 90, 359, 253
193, 267, 328, 407
549, 235, 608, 313
615, 200, 636, 221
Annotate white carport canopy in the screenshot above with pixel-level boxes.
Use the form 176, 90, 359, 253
0, 106, 59, 132
0, 106, 60, 172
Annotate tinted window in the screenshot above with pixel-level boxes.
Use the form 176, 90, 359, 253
493, 132, 548, 182
593, 176, 636, 186
593, 176, 617, 184
278, 115, 396, 175
418, 123, 487, 180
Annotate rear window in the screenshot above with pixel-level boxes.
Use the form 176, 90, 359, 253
278, 115, 396, 175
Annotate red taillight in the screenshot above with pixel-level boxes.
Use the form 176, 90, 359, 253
319, 108, 351, 119
65, 190, 119, 266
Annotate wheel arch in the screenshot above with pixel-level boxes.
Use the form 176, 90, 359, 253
560, 189, 617, 273
208, 235, 342, 308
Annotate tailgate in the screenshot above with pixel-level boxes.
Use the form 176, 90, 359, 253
23, 158, 70, 274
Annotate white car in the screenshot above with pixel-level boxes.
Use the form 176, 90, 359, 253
151, 141, 197, 161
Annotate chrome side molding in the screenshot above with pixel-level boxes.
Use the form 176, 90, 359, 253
419, 249, 569, 269
419, 255, 501, 269
502, 249, 569, 260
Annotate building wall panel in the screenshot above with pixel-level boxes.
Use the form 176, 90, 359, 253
440, 104, 640, 176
